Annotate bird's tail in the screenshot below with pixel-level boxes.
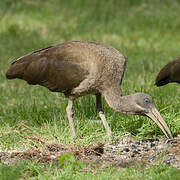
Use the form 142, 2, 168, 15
6, 46, 52, 80
6, 54, 33, 80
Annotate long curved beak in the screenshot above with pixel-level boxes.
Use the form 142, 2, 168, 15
146, 107, 173, 139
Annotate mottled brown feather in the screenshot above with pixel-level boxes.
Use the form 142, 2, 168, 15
6, 41, 126, 96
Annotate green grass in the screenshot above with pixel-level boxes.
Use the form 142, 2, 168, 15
0, 161, 180, 180
0, 0, 180, 179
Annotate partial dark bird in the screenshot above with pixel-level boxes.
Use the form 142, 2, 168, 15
155, 58, 180, 86
6, 41, 173, 139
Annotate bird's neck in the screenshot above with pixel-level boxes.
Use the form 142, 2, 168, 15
102, 87, 136, 114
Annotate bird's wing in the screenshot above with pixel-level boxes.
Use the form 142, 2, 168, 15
155, 58, 180, 86
6, 43, 89, 93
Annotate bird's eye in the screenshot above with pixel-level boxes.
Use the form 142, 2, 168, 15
144, 98, 150, 104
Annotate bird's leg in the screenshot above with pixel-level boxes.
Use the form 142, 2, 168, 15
66, 98, 76, 138
96, 94, 112, 140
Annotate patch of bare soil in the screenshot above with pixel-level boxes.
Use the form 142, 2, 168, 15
105, 134, 180, 169
0, 134, 179, 169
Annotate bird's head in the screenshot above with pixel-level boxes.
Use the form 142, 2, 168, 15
103, 90, 173, 139
130, 93, 173, 139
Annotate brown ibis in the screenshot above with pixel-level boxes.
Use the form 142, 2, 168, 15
155, 58, 180, 86
6, 41, 173, 139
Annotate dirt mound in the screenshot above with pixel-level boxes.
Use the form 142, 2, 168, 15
0, 134, 179, 169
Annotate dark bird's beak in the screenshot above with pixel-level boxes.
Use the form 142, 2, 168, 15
146, 107, 173, 139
